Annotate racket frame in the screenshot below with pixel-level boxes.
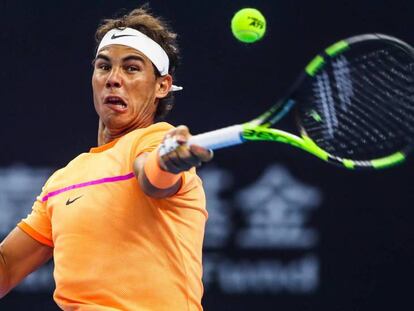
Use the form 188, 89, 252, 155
163, 34, 414, 170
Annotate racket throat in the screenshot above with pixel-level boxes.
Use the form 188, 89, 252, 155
242, 125, 306, 148
253, 99, 296, 126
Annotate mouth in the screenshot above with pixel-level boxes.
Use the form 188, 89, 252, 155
104, 96, 128, 112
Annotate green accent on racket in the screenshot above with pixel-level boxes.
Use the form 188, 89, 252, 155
371, 152, 406, 169
305, 55, 325, 76
342, 159, 355, 169
325, 40, 349, 56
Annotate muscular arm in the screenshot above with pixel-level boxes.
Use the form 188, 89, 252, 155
0, 227, 53, 297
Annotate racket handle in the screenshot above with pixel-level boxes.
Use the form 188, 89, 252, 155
189, 124, 244, 150
159, 125, 244, 156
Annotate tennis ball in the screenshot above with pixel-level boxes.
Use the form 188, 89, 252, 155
231, 8, 266, 43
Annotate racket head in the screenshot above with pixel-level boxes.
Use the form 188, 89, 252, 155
259, 34, 414, 169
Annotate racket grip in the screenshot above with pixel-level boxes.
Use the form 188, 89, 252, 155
158, 125, 244, 156
188, 125, 244, 150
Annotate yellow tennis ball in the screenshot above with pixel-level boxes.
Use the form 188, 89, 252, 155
231, 8, 266, 43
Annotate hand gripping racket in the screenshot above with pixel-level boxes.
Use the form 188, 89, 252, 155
161, 34, 414, 169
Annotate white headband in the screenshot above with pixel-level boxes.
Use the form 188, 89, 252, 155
97, 27, 182, 92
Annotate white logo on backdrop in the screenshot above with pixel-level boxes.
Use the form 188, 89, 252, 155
203, 253, 319, 294
202, 164, 322, 293
236, 165, 321, 248
0, 165, 51, 235
0, 164, 54, 291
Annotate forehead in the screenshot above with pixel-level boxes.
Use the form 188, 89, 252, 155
97, 45, 151, 63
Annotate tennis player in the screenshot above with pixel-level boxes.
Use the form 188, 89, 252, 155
0, 6, 212, 311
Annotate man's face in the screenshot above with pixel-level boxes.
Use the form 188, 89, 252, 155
92, 45, 170, 134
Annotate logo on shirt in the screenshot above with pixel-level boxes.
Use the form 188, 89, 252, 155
66, 195, 83, 206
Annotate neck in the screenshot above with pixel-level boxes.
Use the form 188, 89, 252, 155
97, 117, 155, 146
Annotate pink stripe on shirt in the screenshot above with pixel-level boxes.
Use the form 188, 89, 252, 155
41, 172, 135, 202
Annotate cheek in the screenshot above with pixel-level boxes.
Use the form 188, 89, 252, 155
92, 73, 104, 93
92, 76, 103, 112
129, 80, 157, 108
92, 74, 100, 93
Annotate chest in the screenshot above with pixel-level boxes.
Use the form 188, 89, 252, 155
43, 151, 158, 242
51, 175, 148, 234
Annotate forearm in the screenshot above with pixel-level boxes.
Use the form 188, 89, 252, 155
134, 150, 182, 199
0, 227, 53, 298
0, 246, 11, 298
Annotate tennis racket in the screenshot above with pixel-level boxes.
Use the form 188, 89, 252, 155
161, 34, 414, 169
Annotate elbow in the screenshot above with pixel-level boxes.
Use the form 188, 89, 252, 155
0, 288, 10, 299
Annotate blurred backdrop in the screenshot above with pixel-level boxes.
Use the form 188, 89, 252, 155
0, 1, 413, 310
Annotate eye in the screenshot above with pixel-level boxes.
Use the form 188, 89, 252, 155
98, 64, 111, 71
126, 65, 140, 72
93, 59, 111, 71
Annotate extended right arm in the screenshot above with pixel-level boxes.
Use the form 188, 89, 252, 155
0, 227, 53, 297
135, 125, 213, 199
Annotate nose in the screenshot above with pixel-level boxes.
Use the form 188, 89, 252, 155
105, 68, 122, 88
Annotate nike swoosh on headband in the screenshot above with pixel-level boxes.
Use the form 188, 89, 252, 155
111, 34, 136, 40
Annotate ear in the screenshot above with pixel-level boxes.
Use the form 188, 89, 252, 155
155, 74, 173, 99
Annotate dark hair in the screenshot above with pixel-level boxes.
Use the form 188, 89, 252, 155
95, 5, 180, 120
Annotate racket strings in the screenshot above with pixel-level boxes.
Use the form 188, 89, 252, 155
344, 73, 413, 134
308, 91, 391, 145
371, 51, 414, 84
306, 85, 399, 156
348, 48, 414, 138
305, 75, 395, 150
298, 45, 414, 159
316, 87, 413, 157
356, 49, 414, 85
347, 48, 414, 100
357, 54, 414, 100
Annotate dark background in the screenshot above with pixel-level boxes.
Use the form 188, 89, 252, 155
1, 0, 413, 310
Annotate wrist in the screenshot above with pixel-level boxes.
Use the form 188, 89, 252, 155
144, 148, 181, 189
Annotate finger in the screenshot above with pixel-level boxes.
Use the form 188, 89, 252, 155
161, 151, 184, 174
175, 134, 188, 145
164, 125, 190, 141
165, 144, 202, 172
174, 125, 190, 137
174, 126, 191, 146
177, 148, 201, 170
161, 147, 197, 174
176, 146, 202, 167
162, 125, 186, 141
162, 128, 190, 149
189, 145, 214, 162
